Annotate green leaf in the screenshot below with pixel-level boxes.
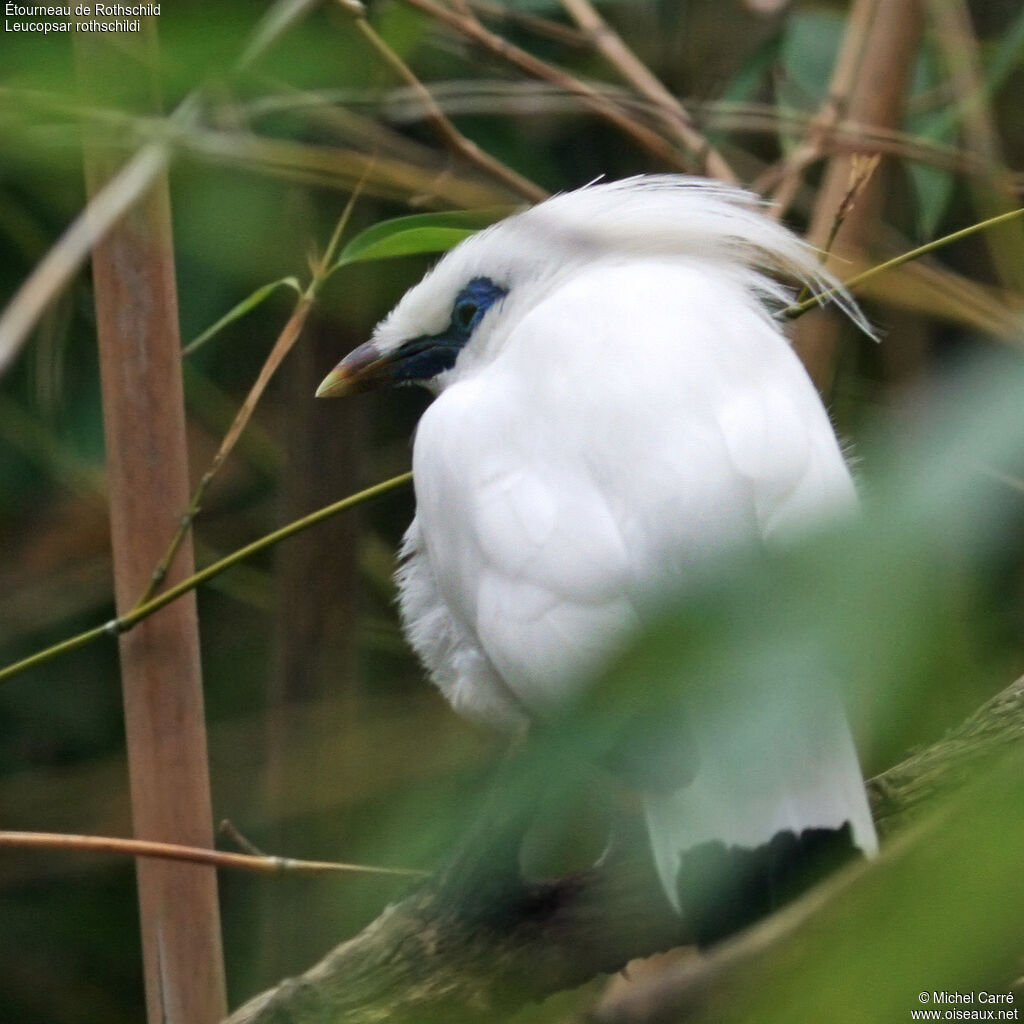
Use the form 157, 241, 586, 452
904, 44, 956, 239
778, 11, 844, 109
331, 208, 513, 273
906, 146, 956, 242
182, 276, 302, 356
985, 4, 1024, 96
721, 34, 780, 105
903, 17, 1024, 241
375, 1, 430, 61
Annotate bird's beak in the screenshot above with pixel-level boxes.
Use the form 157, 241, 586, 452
315, 341, 391, 398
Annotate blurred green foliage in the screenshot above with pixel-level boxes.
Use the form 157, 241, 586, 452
1, 1, 1023, 1022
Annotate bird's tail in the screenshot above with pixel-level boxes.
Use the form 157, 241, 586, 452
642, 683, 877, 944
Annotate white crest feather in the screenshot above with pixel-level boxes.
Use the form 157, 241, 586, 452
374, 176, 872, 364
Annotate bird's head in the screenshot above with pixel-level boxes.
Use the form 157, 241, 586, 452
316, 176, 870, 399
315, 188, 586, 398
315, 269, 513, 397
315, 214, 543, 398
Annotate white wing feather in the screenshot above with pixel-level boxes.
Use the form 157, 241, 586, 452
406, 259, 855, 699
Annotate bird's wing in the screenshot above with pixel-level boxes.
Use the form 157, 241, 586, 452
411, 372, 643, 714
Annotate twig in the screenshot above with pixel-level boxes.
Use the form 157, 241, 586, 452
234, 84, 1024, 190
181, 123, 512, 206
0, 472, 412, 687
0, 80, 519, 207
399, 0, 695, 173
929, 0, 1024, 293
335, 0, 547, 203
794, 153, 880, 305
757, 0, 879, 211
219, 819, 268, 857
819, 153, 881, 259
558, 0, 737, 182
0, 128, 179, 381
0, 830, 425, 878
468, 0, 590, 48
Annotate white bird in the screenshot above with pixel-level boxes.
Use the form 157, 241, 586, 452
317, 176, 878, 940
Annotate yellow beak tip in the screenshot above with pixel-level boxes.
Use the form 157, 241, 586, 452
315, 370, 350, 398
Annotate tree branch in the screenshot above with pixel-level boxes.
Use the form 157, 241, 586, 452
866, 672, 1024, 837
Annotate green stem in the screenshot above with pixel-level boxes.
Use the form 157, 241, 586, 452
786, 206, 1024, 320
134, 186, 366, 611
0, 471, 412, 687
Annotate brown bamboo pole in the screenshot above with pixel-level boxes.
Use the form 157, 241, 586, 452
74, 20, 227, 1024
792, 0, 926, 395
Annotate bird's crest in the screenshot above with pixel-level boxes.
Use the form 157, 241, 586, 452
371, 175, 872, 373
491, 176, 871, 334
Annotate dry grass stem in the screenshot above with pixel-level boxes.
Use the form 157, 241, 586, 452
559, 0, 737, 183
0, 138, 173, 381
758, 0, 878, 211
0, 0, 330, 384
468, 0, 590, 47
824, 153, 882, 260
0, 830, 425, 878
336, 0, 547, 202
929, 0, 1024, 293
399, 0, 694, 172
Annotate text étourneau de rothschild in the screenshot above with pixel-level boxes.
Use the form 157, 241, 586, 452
6, 4, 160, 33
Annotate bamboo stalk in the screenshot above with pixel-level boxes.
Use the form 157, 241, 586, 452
74, 21, 226, 1024
929, 0, 1024, 294
791, 0, 926, 396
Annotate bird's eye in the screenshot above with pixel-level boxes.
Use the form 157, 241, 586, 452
454, 301, 478, 330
